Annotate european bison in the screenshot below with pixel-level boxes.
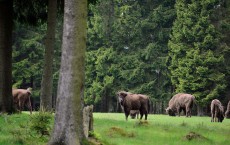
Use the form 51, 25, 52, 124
211, 99, 224, 122
225, 100, 230, 118
166, 93, 195, 117
130, 110, 139, 119
13, 88, 32, 114
117, 91, 150, 120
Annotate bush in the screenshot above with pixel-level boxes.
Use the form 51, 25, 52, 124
30, 108, 52, 137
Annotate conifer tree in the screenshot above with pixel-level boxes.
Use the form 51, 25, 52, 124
168, 0, 226, 115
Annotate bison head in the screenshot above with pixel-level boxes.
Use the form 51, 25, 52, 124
117, 91, 129, 110
166, 107, 176, 116
219, 110, 225, 122
219, 106, 225, 122
117, 91, 128, 103
219, 115, 224, 122
225, 111, 230, 118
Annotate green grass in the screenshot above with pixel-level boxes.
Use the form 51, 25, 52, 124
93, 113, 230, 145
1, 112, 230, 145
0, 112, 52, 145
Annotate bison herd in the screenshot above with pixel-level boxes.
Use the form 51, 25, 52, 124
10, 88, 230, 123
117, 91, 230, 123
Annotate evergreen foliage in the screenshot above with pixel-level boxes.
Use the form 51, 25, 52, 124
11, 0, 230, 113
86, 0, 176, 112
12, 22, 45, 93
168, 0, 227, 106
12, 19, 62, 103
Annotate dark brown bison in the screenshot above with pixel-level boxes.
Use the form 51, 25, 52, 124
130, 110, 139, 119
166, 93, 195, 117
211, 99, 224, 122
117, 91, 150, 120
225, 100, 230, 118
13, 88, 32, 114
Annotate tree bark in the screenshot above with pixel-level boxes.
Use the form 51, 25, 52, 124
0, 0, 14, 113
40, 0, 57, 111
197, 104, 204, 116
49, 0, 87, 144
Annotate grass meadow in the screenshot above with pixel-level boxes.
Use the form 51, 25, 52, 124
93, 113, 230, 145
0, 113, 51, 145
0, 112, 230, 145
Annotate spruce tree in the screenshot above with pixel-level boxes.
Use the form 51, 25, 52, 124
168, 0, 226, 115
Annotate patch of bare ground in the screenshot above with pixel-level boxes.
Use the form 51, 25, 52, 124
183, 131, 210, 141
87, 137, 103, 145
133, 120, 149, 127
107, 126, 135, 137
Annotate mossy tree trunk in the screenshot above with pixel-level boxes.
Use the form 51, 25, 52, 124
49, 0, 87, 144
40, 0, 57, 111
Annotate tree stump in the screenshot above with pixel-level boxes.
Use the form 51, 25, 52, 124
83, 105, 94, 138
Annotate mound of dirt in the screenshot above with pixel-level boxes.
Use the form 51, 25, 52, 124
108, 126, 135, 138
88, 137, 103, 145
133, 120, 149, 127
184, 131, 209, 141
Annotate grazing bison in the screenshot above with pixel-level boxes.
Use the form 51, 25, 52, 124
211, 99, 224, 122
166, 93, 195, 117
225, 100, 230, 118
117, 91, 150, 120
13, 88, 32, 114
130, 110, 139, 119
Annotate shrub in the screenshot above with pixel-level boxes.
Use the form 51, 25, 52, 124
29, 108, 52, 137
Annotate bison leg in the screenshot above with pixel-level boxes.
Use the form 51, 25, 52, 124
211, 112, 214, 122
125, 112, 129, 121
215, 111, 218, 122
185, 107, 190, 117
139, 111, 144, 120
144, 112, 148, 120
177, 107, 180, 117
26, 101, 32, 115
21, 100, 26, 113
18, 95, 23, 113
18, 100, 23, 114
124, 108, 130, 121
125, 113, 129, 121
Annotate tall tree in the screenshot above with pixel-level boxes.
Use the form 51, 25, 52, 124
216, 0, 230, 102
40, 0, 57, 111
0, 0, 14, 113
49, 0, 87, 144
86, 0, 176, 112
168, 0, 226, 115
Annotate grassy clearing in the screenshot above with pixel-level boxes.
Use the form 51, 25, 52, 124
0, 112, 230, 145
93, 113, 230, 145
0, 112, 53, 145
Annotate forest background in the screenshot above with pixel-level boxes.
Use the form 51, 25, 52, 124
12, 0, 230, 115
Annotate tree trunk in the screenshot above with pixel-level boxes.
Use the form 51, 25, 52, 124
40, 0, 57, 111
0, 0, 14, 113
49, 0, 87, 144
197, 104, 204, 116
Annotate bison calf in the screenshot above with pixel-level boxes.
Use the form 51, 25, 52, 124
166, 93, 195, 117
211, 99, 224, 122
130, 110, 139, 119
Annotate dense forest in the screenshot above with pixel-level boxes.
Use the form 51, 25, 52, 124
11, 0, 230, 115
